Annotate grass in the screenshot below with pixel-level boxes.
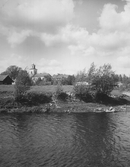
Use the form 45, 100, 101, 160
0, 85, 14, 98
0, 85, 73, 93
29, 85, 74, 93
111, 89, 123, 96
0, 85, 129, 98
1, 84, 130, 96
0, 85, 130, 113
0, 85, 14, 92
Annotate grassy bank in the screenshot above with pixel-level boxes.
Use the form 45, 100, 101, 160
0, 85, 73, 93
0, 85, 130, 114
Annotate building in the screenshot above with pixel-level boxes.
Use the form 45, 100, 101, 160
117, 82, 123, 87
52, 74, 69, 84
53, 74, 68, 80
28, 64, 37, 77
75, 81, 89, 86
0, 75, 14, 85
28, 64, 52, 84
32, 73, 51, 83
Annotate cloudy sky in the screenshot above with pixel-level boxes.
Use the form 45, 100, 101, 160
0, 0, 130, 75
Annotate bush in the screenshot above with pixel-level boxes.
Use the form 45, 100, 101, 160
55, 84, 63, 94
95, 93, 110, 103
74, 85, 93, 102
14, 70, 32, 102
87, 63, 117, 95
55, 84, 68, 101
0, 97, 19, 109
26, 92, 52, 104
57, 92, 68, 101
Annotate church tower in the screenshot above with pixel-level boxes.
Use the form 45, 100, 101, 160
29, 64, 37, 77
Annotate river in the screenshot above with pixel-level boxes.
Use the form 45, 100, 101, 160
0, 111, 130, 167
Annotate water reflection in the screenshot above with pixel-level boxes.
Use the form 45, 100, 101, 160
0, 112, 130, 167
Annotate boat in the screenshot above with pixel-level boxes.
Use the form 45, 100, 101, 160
94, 107, 115, 113
94, 108, 105, 113
105, 107, 115, 113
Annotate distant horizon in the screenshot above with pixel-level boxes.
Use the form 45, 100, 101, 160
1, 63, 130, 77
0, 0, 130, 75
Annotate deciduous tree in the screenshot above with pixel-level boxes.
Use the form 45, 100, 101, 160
1, 65, 22, 80
14, 70, 32, 101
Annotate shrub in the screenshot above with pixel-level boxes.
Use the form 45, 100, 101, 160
57, 92, 68, 101
14, 70, 32, 102
26, 92, 52, 104
0, 97, 17, 109
55, 84, 63, 95
87, 63, 118, 95
74, 85, 93, 102
55, 84, 68, 101
75, 63, 118, 100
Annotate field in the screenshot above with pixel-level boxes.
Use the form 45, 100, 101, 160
0, 85, 130, 114
0, 85, 74, 98
30, 85, 74, 93
0, 85, 14, 92
0, 84, 130, 99
0, 84, 127, 94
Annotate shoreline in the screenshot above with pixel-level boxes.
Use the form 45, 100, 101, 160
1, 86, 130, 114
0, 100, 129, 114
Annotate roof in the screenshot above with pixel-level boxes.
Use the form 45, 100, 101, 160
53, 74, 69, 79
75, 81, 89, 86
33, 73, 51, 78
0, 75, 9, 81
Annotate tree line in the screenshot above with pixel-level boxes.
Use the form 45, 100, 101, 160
1, 63, 130, 89
1, 63, 130, 103
0, 65, 75, 85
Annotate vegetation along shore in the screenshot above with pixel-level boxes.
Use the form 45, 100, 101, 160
1, 63, 130, 114
0, 84, 130, 114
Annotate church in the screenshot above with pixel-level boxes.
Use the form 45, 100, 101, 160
28, 64, 50, 83
28, 64, 37, 77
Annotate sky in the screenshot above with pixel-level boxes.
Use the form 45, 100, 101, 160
0, 0, 130, 75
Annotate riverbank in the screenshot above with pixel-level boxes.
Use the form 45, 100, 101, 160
1, 85, 130, 114
0, 96, 130, 114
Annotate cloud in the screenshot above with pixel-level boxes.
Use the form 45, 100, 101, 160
0, 0, 74, 32
1, 0, 130, 75
0, 53, 28, 72
41, 24, 89, 47
91, 1, 130, 56
89, 31, 130, 52
70, 1, 130, 54
62, 2, 130, 75
39, 0, 130, 59
41, 33, 62, 47
7, 29, 32, 47
49, 60, 61, 66
35, 58, 63, 74
0, 0, 75, 46
117, 56, 130, 68
98, 3, 130, 32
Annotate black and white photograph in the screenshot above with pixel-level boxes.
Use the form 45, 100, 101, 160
0, 0, 130, 166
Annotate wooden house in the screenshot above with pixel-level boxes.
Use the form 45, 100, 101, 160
0, 75, 14, 85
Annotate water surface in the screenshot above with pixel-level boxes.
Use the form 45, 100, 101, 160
0, 111, 130, 167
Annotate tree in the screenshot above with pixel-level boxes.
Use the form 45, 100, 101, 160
87, 62, 97, 84
75, 68, 87, 82
89, 64, 117, 95
1, 65, 22, 80
35, 77, 42, 85
0, 71, 8, 75
66, 75, 75, 85
14, 70, 32, 101
44, 74, 52, 82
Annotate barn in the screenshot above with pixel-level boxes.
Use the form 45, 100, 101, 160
0, 75, 14, 85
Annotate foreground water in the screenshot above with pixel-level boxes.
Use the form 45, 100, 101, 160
0, 111, 130, 167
